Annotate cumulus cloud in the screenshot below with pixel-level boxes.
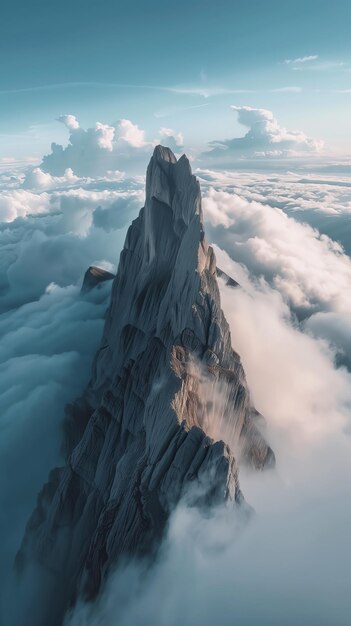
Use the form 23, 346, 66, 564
23, 167, 79, 190
117, 118, 146, 148
58, 114, 80, 130
0, 188, 51, 222
158, 127, 184, 152
37, 116, 184, 177
204, 105, 323, 164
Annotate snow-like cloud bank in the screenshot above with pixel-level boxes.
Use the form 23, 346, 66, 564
203, 187, 351, 315
200, 175, 351, 373
197, 166, 351, 256
204, 106, 323, 165
36, 116, 184, 178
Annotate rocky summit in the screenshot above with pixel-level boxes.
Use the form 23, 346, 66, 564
16, 146, 274, 626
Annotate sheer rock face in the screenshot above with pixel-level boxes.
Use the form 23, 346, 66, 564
17, 146, 274, 626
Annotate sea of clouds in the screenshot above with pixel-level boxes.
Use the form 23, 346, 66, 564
1, 111, 351, 624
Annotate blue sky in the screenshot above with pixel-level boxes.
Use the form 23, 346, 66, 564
1, 0, 351, 161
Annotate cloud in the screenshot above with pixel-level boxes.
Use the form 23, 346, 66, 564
92, 196, 141, 232
204, 106, 323, 164
271, 86, 302, 93
0, 281, 112, 616
167, 86, 255, 98
37, 116, 184, 177
284, 54, 319, 64
0, 188, 51, 222
305, 311, 351, 369
196, 167, 351, 254
0, 177, 143, 311
292, 61, 345, 72
158, 127, 184, 152
117, 118, 146, 148
202, 187, 351, 316
58, 114, 80, 130
23, 167, 79, 190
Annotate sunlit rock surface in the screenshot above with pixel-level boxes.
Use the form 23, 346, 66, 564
16, 146, 274, 626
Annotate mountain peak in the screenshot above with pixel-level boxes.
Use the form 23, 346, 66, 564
16, 147, 274, 626
152, 144, 178, 163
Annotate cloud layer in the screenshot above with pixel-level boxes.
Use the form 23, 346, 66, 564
1, 136, 351, 626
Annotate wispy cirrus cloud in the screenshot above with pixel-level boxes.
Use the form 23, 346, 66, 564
271, 86, 302, 93
292, 61, 345, 72
167, 86, 255, 98
284, 54, 318, 65
283, 55, 347, 73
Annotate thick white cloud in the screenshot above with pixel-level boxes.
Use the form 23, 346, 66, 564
204, 105, 323, 164
0, 188, 50, 221
37, 116, 184, 177
117, 119, 146, 148
158, 127, 184, 152
203, 187, 351, 315
57, 114, 80, 130
23, 167, 79, 190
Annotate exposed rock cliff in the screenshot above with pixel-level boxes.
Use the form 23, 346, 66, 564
16, 146, 274, 626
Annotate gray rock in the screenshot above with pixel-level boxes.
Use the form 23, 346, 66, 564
16, 145, 274, 626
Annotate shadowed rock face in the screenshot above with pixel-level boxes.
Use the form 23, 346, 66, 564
16, 146, 274, 626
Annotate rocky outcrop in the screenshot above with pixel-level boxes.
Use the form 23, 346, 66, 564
81, 266, 115, 294
16, 146, 274, 626
216, 267, 240, 288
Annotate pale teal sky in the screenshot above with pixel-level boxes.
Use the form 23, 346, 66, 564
1, 0, 351, 161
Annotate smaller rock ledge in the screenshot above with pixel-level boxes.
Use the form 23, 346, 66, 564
81, 266, 115, 294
